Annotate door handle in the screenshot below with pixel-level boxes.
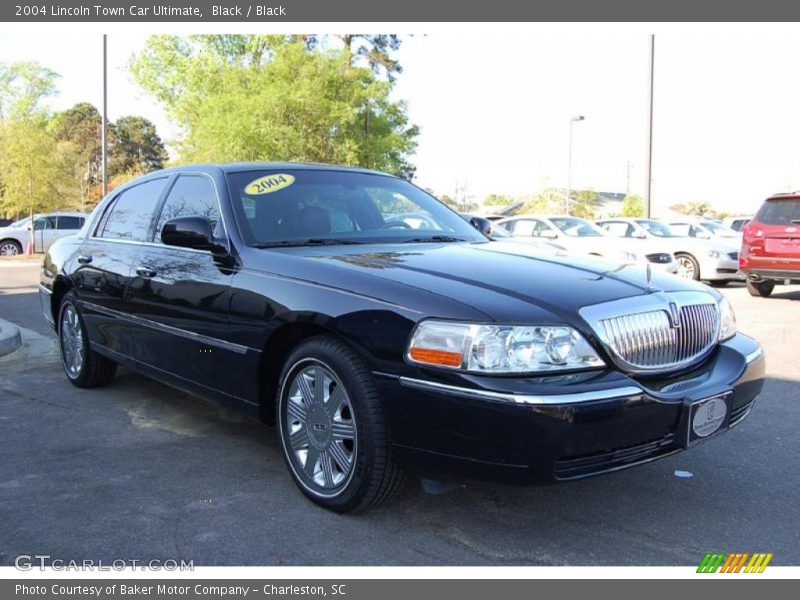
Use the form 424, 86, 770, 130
77, 254, 92, 264
136, 265, 157, 278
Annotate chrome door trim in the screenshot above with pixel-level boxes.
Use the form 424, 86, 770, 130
80, 300, 258, 355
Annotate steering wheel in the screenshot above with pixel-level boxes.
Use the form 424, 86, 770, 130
381, 220, 412, 229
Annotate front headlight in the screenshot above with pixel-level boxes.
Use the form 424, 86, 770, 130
718, 297, 736, 341
407, 320, 606, 373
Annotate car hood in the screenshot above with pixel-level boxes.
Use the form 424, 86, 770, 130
249, 240, 712, 324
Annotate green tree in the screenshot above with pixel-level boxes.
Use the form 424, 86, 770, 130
571, 189, 599, 220
0, 62, 66, 218
484, 194, 513, 207
50, 102, 103, 209
620, 194, 645, 217
670, 201, 712, 216
519, 189, 564, 215
130, 35, 418, 178
0, 61, 58, 120
305, 35, 403, 81
109, 115, 168, 176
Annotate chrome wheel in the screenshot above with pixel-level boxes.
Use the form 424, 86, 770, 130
60, 303, 85, 378
282, 362, 357, 495
0, 241, 21, 256
676, 256, 697, 279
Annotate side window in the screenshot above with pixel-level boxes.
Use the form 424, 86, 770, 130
33, 216, 56, 231
98, 178, 168, 241
602, 221, 633, 237
511, 220, 536, 236
56, 216, 83, 230
154, 176, 220, 241
670, 223, 690, 237
530, 220, 551, 237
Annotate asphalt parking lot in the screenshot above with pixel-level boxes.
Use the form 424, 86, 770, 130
1, 259, 798, 566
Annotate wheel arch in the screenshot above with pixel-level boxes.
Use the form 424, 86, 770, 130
0, 237, 23, 252
50, 276, 75, 331
257, 319, 367, 426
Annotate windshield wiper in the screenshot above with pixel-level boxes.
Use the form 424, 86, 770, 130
399, 235, 467, 243
253, 239, 364, 248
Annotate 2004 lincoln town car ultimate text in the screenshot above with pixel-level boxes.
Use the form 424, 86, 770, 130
39, 163, 765, 512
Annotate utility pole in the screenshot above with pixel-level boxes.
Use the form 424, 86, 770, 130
626, 160, 632, 196
102, 34, 108, 197
644, 34, 655, 218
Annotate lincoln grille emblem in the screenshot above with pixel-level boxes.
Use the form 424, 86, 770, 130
669, 302, 681, 328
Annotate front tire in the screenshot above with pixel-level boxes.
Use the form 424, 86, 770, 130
277, 336, 404, 512
58, 293, 117, 388
746, 279, 775, 297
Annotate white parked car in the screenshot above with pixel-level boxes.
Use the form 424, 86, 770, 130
496, 215, 678, 273
0, 212, 87, 256
596, 217, 744, 285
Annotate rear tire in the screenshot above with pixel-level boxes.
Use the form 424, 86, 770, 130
277, 336, 404, 512
58, 293, 117, 388
746, 280, 775, 297
0, 239, 22, 256
675, 253, 700, 280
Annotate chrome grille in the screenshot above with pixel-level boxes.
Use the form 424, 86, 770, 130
597, 303, 719, 370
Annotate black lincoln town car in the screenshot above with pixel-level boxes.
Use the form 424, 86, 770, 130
40, 163, 765, 512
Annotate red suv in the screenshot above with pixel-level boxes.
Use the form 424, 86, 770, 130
740, 193, 800, 296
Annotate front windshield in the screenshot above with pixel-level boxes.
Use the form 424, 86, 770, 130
226, 169, 486, 246
549, 217, 603, 237
7, 217, 31, 228
636, 219, 676, 237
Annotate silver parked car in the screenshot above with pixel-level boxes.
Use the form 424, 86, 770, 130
596, 218, 744, 285
0, 212, 87, 256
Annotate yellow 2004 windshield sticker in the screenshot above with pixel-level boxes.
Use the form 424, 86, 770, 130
244, 173, 295, 195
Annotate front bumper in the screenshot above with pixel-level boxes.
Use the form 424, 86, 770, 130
699, 254, 746, 281
377, 333, 764, 483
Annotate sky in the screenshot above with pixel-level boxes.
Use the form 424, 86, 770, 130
1, 30, 799, 216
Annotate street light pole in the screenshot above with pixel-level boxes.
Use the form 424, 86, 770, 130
102, 34, 108, 197
566, 115, 585, 214
645, 34, 655, 218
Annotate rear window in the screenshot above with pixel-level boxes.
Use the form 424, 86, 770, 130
755, 198, 800, 225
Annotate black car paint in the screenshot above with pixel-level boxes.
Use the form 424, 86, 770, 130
40, 163, 765, 483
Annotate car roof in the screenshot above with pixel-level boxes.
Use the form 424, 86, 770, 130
141, 162, 396, 178
766, 192, 800, 201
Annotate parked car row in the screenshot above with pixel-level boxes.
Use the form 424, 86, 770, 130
0, 212, 88, 256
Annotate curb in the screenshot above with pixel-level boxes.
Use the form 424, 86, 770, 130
0, 320, 23, 357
